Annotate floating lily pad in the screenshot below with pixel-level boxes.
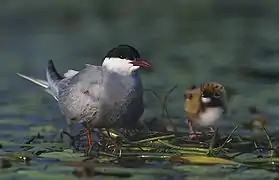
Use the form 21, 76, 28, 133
39, 149, 84, 161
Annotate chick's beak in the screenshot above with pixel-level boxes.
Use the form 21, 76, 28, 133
129, 60, 152, 68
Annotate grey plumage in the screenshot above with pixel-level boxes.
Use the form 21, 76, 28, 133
17, 45, 150, 133
55, 63, 144, 128
18, 60, 145, 129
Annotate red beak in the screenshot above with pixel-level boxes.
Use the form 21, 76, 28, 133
129, 60, 152, 68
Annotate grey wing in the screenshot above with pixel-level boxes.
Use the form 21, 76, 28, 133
57, 66, 105, 124
97, 73, 133, 122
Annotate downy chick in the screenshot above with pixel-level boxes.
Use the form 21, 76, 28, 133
184, 83, 228, 138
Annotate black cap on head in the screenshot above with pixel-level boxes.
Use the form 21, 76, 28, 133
105, 45, 140, 60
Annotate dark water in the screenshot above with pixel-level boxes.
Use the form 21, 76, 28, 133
1, 0, 279, 179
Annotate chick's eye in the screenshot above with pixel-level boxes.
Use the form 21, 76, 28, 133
184, 93, 192, 99
214, 92, 220, 98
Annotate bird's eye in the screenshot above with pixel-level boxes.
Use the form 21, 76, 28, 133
184, 93, 192, 99
214, 92, 221, 98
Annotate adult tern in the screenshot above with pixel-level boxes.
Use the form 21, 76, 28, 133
17, 45, 152, 153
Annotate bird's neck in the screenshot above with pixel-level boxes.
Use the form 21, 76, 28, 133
102, 59, 143, 87
104, 65, 143, 86
104, 65, 131, 76
131, 71, 143, 86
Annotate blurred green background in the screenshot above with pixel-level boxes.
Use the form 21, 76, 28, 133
2, 0, 279, 135
2, 0, 279, 179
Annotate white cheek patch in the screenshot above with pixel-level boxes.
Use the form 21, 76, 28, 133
201, 97, 211, 103
130, 66, 140, 72
102, 57, 135, 75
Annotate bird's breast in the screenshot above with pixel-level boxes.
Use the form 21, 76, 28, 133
196, 107, 223, 126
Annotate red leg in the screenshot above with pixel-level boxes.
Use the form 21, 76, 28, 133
86, 128, 92, 148
85, 128, 93, 155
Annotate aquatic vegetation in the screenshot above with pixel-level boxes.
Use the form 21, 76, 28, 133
1, 124, 279, 179
0, 86, 279, 180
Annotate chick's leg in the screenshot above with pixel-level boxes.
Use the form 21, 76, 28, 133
187, 118, 194, 134
187, 118, 197, 139
187, 118, 203, 139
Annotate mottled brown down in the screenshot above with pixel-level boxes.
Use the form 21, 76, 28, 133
184, 87, 202, 120
184, 82, 228, 127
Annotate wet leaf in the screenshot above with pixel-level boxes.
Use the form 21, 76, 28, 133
39, 149, 84, 161
118, 156, 146, 168
29, 125, 57, 134
0, 158, 12, 169
5, 152, 32, 164
169, 155, 238, 165
17, 170, 77, 180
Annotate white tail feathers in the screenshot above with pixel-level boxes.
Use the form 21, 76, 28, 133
16, 73, 58, 101
17, 73, 48, 88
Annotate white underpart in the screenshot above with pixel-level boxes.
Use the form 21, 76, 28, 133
197, 107, 223, 126
201, 97, 211, 103
102, 57, 140, 75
